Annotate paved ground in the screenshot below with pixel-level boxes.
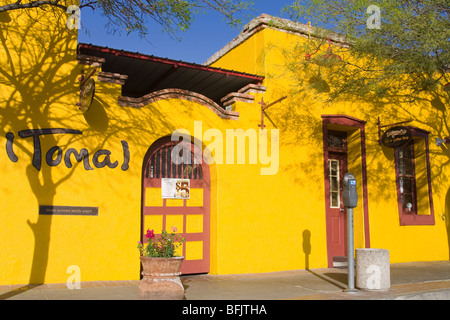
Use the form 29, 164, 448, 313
0, 261, 449, 301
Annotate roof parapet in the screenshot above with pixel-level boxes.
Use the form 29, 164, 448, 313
204, 13, 350, 66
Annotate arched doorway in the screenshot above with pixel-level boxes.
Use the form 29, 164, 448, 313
141, 136, 210, 274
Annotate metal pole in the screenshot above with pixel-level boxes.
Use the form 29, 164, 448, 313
345, 207, 358, 293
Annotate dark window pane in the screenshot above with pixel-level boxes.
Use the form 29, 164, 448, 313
398, 150, 404, 175
397, 140, 417, 216
402, 177, 412, 193
328, 134, 345, 150
155, 151, 160, 178
331, 192, 339, 207
399, 144, 413, 176
161, 148, 166, 178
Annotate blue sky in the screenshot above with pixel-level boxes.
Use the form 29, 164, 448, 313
77, 0, 306, 64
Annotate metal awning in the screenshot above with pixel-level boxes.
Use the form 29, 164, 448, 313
77, 43, 264, 105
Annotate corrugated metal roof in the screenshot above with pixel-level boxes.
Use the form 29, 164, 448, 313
77, 43, 264, 105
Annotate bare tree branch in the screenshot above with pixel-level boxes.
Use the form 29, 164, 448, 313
0, 0, 67, 12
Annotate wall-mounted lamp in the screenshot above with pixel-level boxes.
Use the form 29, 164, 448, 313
436, 137, 450, 146
258, 96, 287, 129
444, 82, 450, 92
77, 68, 96, 113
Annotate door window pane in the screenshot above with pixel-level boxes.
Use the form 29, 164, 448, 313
397, 142, 416, 215
329, 159, 340, 208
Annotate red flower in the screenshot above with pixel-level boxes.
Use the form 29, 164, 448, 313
145, 229, 155, 239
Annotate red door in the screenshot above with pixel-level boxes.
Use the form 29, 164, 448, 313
325, 132, 348, 267
142, 137, 210, 274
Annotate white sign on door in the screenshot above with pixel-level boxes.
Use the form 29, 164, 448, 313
161, 178, 190, 199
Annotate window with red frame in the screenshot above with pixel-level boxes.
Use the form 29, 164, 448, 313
396, 141, 417, 215
393, 129, 435, 226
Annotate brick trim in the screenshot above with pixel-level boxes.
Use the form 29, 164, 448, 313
76, 54, 105, 67
97, 72, 128, 85
118, 89, 240, 120
221, 84, 267, 109
221, 92, 255, 108
238, 83, 267, 95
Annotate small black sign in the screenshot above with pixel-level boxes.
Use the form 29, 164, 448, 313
381, 126, 412, 148
39, 205, 98, 216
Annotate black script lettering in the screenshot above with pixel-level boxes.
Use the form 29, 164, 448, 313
65, 148, 94, 170
5, 132, 18, 162
121, 140, 130, 171
18, 128, 82, 171
92, 150, 118, 169
46, 146, 63, 167
10, 128, 130, 171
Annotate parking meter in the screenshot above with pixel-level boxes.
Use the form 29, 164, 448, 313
343, 172, 358, 293
343, 173, 357, 208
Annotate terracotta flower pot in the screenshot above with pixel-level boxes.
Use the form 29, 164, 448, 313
138, 256, 185, 300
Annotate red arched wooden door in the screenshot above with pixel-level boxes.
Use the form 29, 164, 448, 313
141, 136, 210, 274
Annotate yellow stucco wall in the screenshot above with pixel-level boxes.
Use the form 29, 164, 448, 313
210, 23, 450, 268
0, 7, 449, 286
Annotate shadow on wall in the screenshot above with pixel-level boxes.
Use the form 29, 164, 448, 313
445, 189, 450, 259
302, 229, 311, 270
0, 5, 212, 295
269, 32, 450, 204
83, 97, 109, 132
1, 7, 80, 288
302, 229, 347, 289
0, 6, 83, 298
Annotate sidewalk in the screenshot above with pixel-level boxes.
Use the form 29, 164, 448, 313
1, 261, 449, 300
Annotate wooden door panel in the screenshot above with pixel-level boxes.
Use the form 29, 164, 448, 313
142, 138, 210, 274
325, 131, 348, 267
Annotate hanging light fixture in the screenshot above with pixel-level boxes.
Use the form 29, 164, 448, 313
305, 38, 342, 67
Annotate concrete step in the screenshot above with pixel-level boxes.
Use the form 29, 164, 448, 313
333, 256, 348, 269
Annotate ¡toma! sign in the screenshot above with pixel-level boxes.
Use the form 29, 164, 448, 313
5, 128, 130, 171
381, 126, 412, 148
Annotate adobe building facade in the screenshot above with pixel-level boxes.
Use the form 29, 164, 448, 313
0, 4, 449, 285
